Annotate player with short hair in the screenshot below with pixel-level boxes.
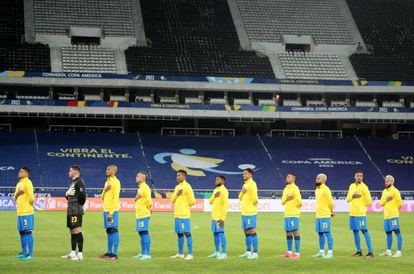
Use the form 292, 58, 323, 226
170, 170, 196, 260
61, 165, 87, 261
13, 167, 35, 261
207, 175, 229, 260
346, 170, 373, 258
379, 175, 403, 257
238, 168, 259, 260
133, 171, 153, 260
98, 165, 121, 260
281, 173, 302, 259
312, 173, 334, 259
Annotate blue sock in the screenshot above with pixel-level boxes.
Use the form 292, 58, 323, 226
353, 230, 361, 252
178, 234, 184, 255
145, 233, 151, 255
113, 232, 119, 255
386, 232, 392, 250
326, 232, 333, 250
140, 232, 150, 255
219, 232, 226, 253
294, 235, 300, 253
395, 230, 402, 251
287, 235, 293, 252
245, 234, 252, 252
27, 233, 34, 257
139, 232, 144, 254
22, 234, 28, 256
318, 232, 325, 250
19, 234, 26, 255
186, 234, 193, 255
251, 233, 258, 253
107, 233, 113, 254
362, 230, 372, 253
213, 232, 220, 252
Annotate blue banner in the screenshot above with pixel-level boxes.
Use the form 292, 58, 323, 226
140, 134, 279, 190
1, 99, 414, 113
359, 138, 414, 188
262, 137, 384, 190
2, 70, 414, 86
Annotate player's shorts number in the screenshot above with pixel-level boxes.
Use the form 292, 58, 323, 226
247, 219, 251, 225
359, 220, 365, 227
139, 221, 144, 227
391, 220, 397, 226
23, 219, 28, 226
322, 222, 328, 229
71, 216, 78, 223
290, 221, 294, 227
181, 223, 185, 229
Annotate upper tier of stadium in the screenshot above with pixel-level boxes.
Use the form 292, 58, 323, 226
1, 131, 412, 191
1, 0, 413, 81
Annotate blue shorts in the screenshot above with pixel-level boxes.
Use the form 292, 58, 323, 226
211, 220, 225, 233
136, 217, 150, 232
103, 211, 119, 228
284, 217, 300, 232
17, 215, 34, 232
175, 218, 191, 233
349, 216, 368, 230
241, 215, 257, 230
384, 217, 400, 232
315, 218, 331, 233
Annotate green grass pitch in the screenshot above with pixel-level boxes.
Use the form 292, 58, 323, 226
1, 211, 413, 273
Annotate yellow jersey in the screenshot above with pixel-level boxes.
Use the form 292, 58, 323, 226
135, 182, 153, 219
14, 177, 34, 216
346, 181, 372, 216
281, 183, 302, 217
101, 176, 121, 214
315, 183, 334, 218
209, 184, 229, 221
171, 180, 196, 219
238, 178, 258, 216
380, 185, 402, 219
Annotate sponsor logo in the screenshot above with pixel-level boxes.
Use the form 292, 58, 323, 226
386, 156, 414, 165
154, 148, 257, 176
0, 166, 15, 171
46, 148, 132, 159
281, 158, 363, 168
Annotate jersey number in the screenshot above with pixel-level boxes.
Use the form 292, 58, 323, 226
71, 216, 78, 223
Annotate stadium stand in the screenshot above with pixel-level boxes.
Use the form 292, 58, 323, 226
33, 0, 135, 37
279, 52, 348, 80
125, 0, 274, 77
61, 45, 116, 73
0, 0, 50, 71
236, 0, 354, 44
1, 132, 412, 192
347, 0, 414, 80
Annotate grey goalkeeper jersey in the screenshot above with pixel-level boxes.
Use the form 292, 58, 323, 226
66, 177, 86, 215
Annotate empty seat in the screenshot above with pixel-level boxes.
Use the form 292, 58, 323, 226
347, 0, 414, 80
236, 0, 354, 45
33, 0, 135, 37
61, 45, 116, 73
125, 0, 274, 78
279, 52, 348, 80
